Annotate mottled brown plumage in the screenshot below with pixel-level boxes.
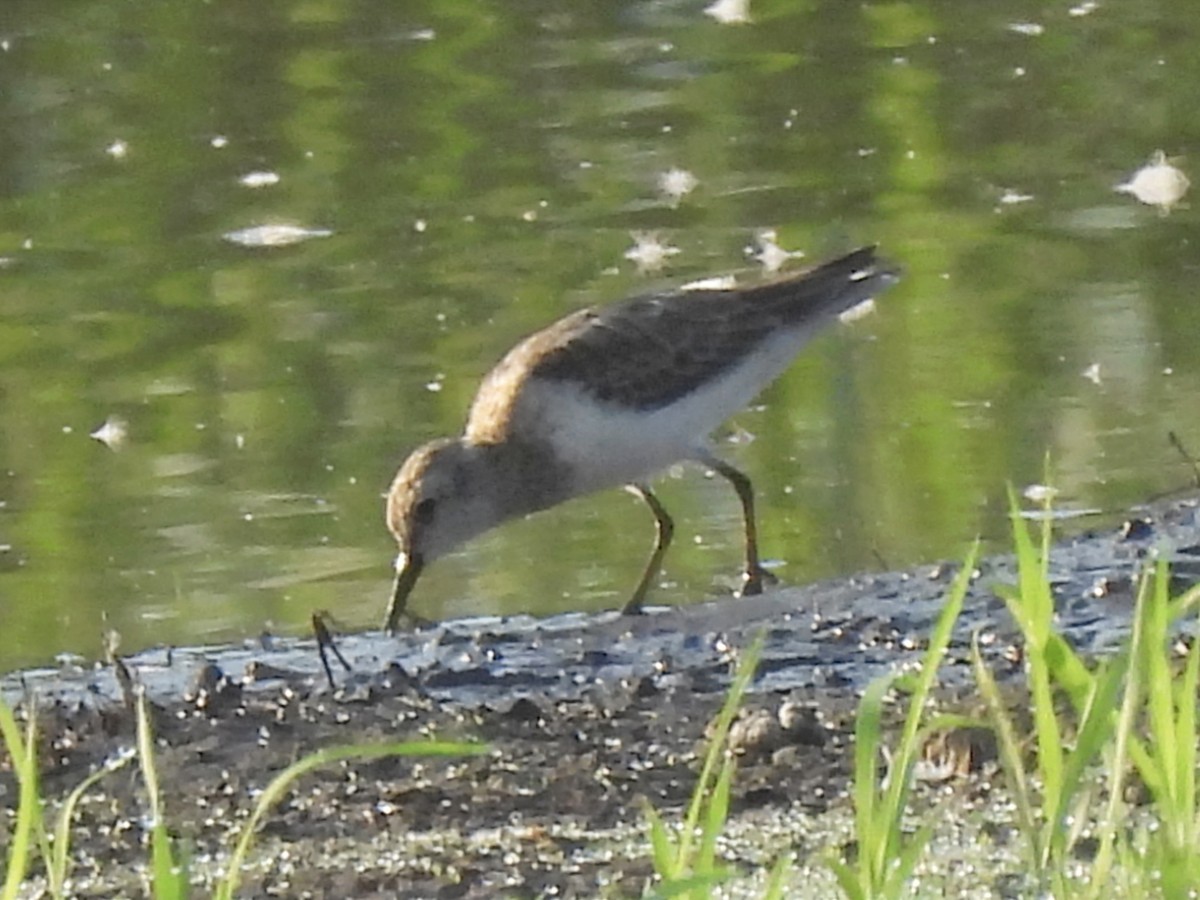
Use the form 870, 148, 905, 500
384, 246, 899, 632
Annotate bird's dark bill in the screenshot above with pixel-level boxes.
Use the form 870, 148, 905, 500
384, 551, 424, 634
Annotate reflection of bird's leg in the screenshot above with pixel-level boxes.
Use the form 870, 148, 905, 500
698, 452, 776, 596
312, 611, 352, 690
621, 483, 675, 615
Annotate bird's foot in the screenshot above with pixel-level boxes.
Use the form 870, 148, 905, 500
736, 565, 778, 597
384, 610, 435, 635
621, 595, 648, 616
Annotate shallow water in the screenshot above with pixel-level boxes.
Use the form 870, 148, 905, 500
1, 1, 1198, 670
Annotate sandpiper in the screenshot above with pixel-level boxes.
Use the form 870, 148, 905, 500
384, 246, 898, 632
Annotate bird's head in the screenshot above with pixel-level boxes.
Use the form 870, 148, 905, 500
382, 438, 504, 631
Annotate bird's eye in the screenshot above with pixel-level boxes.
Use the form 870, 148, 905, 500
414, 497, 437, 524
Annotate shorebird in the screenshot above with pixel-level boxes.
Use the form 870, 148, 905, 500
383, 246, 898, 632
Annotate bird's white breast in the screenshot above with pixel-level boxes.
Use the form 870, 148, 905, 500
517, 328, 814, 493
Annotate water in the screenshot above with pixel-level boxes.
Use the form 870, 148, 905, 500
1, 0, 1197, 671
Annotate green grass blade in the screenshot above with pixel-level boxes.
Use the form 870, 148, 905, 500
761, 851, 792, 900
971, 633, 1038, 860
1137, 560, 1200, 860
1088, 645, 1140, 897
643, 870, 731, 900
1170, 582, 1200, 621
1109, 569, 1163, 804
1041, 633, 1094, 704
1028, 671, 1062, 859
50, 749, 136, 891
1063, 653, 1125, 786
150, 820, 188, 900
215, 740, 487, 900
1005, 488, 1065, 854
1050, 654, 1125, 862
676, 634, 763, 868
879, 540, 977, 863
883, 541, 976, 796
639, 633, 764, 896
644, 802, 679, 880
1005, 484, 1047, 641
0, 695, 38, 900
134, 691, 189, 899
1176, 611, 1200, 843
827, 857, 866, 900
1143, 562, 1178, 809
842, 541, 976, 896
887, 822, 935, 894
134, 689, 163, 825
852, 672, 890, 885
696, 756, 734, 879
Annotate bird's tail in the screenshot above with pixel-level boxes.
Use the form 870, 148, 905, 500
748, 245, 900, 323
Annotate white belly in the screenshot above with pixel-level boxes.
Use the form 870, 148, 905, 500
519, 330, 808, 493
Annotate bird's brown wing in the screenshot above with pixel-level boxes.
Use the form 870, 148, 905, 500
530, 246, 892, 409
465, 246, 895, 441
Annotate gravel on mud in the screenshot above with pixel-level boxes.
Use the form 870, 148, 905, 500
4, 494, 1199, 898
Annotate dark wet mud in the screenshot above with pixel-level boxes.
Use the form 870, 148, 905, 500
3, 495, 1198, 898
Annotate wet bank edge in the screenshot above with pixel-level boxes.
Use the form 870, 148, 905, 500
2, 493, 1198, 898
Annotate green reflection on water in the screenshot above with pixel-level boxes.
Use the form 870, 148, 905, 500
0, 0, 1197, 670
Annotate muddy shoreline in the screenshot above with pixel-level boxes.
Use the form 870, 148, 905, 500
3, 494, 1198, 897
